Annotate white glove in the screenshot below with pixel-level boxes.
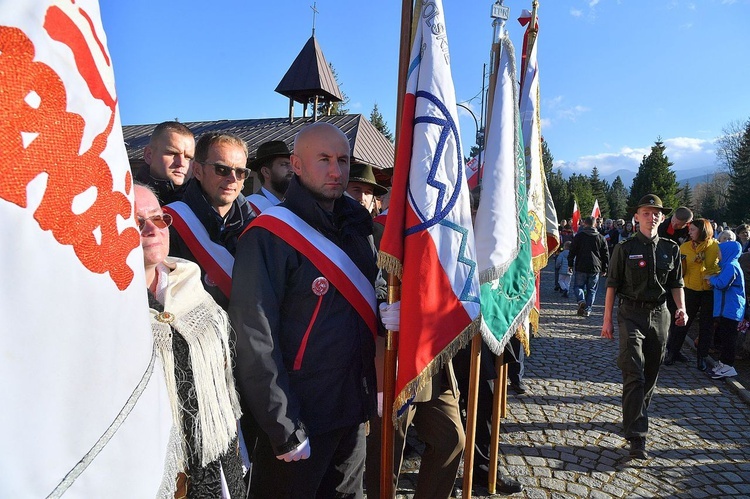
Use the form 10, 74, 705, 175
379, 301, 400, 331
277, 438, 310, 462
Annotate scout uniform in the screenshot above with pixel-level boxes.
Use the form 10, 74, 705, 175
606, 194, 683, 457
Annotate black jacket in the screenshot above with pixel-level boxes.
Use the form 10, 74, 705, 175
168, 179, 254, 310
134, 166, 187, 205
569, 225, 609, 274
229, 176, 378, 454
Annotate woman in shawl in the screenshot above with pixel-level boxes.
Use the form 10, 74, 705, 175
136, 184, 245, 498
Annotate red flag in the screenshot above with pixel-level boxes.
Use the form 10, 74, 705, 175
572, 200, 581, 233
379, 0, 480, 421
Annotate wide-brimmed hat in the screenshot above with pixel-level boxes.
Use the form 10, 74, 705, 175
631, 194, 672, 214
248, 140, 291, 171
348, 163, 388, 196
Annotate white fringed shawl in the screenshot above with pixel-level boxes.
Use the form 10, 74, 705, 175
149, 257, 242, 469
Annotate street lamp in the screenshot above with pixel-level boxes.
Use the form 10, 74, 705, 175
456, 102, 483, 152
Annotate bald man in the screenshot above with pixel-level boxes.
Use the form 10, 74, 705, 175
230, 123, 378, 498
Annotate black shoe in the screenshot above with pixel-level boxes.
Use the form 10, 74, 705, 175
497, 475, 524, 494
510, 381, 527, 394
554, 285, 560, 291
577, 301, 586, 316
663, 352, 675, 366
628, 437, 648, 459
562, 290, 568, 298
674, 351, 688, 362
697, 356, 707, 371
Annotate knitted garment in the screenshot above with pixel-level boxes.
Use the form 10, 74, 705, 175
149, 257, 244, 496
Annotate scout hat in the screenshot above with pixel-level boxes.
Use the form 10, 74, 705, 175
249, 140, 291, 171
632, 194, 672, 214
348, 163, 388, 196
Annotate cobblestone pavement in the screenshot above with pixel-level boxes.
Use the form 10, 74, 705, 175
387, 262, 750, 498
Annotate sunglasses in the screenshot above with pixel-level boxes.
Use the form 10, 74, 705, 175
136, 213, 173, 232
206, 162, 251, 180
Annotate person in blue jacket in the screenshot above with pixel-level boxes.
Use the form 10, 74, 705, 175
706, 240, 746, 379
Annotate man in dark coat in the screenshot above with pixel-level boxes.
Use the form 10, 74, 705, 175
230, 123, 378, 498
165, 131, 254, 311
569, 216, 609, 317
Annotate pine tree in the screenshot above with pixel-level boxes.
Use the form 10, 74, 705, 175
317, 63, 349, 116
607, 176, 629, 220
369, 103, 394, 142
568, 173, 595, 216
542, 139, 554, 180
726, 120, 750, 224
589, 166, 610, 218
547, 168, 569, 222
680, 182, 694, 210
628, 138, 679, 210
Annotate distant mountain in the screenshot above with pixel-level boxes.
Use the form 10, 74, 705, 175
576, 167, 721, 188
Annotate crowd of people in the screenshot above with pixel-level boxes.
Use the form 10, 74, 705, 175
134, 118, 748, 496
135, 121, 530, 498
555, 202, 748, 459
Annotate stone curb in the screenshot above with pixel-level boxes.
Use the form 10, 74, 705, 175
682, 336, 750, 407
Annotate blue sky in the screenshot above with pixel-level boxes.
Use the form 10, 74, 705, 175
100, 0, 750, 181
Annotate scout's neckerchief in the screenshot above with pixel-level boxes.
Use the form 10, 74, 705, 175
244, 205, 377, 337
163, 201, 233, 299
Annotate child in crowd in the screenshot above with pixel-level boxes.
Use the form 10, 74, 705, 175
707, 240, 746, 379
556, 241, 572, 298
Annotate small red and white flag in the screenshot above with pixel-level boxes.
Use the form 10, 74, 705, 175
465, 155, 482, 190
591, 199, 601, 219
572, 200, 581, 233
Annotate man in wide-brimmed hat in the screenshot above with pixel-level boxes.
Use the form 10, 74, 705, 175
345, 162, 388, 215
601, 194, 687, 460
247, 140, 293, 213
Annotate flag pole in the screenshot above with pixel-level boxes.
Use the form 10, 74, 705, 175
467, 3, 511, 496
380, 2, 415, 497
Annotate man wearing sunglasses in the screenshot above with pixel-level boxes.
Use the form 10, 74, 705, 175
164, 132, 254, 311
136, 121, 195, 204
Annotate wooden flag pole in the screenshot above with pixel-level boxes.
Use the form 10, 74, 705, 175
380, 2, 414, 498
461, 333, 483, 498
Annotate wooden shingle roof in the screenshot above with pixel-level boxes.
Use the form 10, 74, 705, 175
275, 36, 343, 105
122, 114, 394, 172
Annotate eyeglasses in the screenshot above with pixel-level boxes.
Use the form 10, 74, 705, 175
206, 163, 251, 180
136, 213, 173, 232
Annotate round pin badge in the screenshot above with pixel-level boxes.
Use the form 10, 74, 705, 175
638, 260, 647, 268
312, 277, 329, 296
204, 273, 217, 287
156, 311, 175, 324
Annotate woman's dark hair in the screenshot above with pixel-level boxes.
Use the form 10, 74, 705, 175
691, 218, 713, 242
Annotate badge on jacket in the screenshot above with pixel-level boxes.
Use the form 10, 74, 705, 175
312, 277, 329, 296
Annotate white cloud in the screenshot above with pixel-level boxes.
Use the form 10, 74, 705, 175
588, 0, 600, 6
570, 8, 583, 17
555, 136, 719, 178
545, 96, 589, 123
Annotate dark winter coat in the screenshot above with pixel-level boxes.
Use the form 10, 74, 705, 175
568, 225, 609, 274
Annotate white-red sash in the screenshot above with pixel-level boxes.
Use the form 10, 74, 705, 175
247, 193, 275, 214
164, 202, 233, 299
247, 206, 377, 336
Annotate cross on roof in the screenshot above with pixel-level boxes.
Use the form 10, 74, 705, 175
311, 2, 319, 36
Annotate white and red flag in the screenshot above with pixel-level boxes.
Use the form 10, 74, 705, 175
465, 155, 482, 190
0, 2, 172, 497
591, 198, 602, 219
572, 199, 581, 233
379, 0, 480, 421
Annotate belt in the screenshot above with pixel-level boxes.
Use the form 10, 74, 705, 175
620, 298, 665, 309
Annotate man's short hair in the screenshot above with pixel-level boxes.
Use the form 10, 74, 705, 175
583, 216, 595, 226
194, 132, 249, 164
674, 206, 693, 223
149, 121, 194, 145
